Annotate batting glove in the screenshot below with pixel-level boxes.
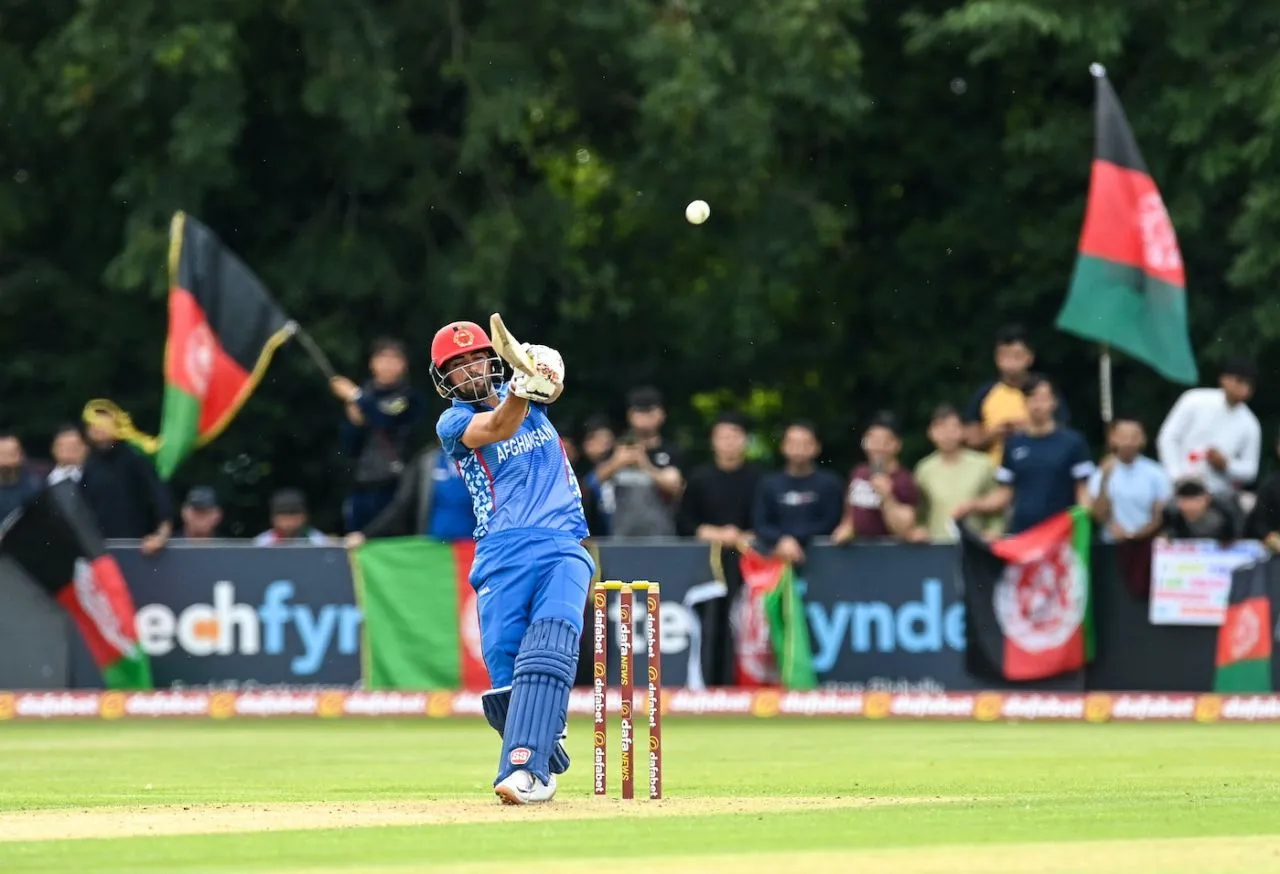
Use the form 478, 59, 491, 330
521, 343, 565, 385
512, 372, 557, 403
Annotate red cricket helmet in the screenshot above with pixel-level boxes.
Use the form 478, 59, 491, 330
429, 321, 500, 401
430, 321, 493, 367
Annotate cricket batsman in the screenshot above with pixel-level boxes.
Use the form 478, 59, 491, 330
429, 319, 589, 805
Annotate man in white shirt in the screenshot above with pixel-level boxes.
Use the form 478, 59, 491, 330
1156, 358, 1260, 501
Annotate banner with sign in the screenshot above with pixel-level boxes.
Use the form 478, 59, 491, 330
117, 545, 364, 687
1149, 540, 1266, 626
0, 540, 1234, 694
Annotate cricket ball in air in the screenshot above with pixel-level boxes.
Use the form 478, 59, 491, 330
685, 200, 710, 225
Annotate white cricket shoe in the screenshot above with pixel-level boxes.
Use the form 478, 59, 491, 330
495, 769, 557, 805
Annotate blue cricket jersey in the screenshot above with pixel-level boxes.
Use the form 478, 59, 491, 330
436, 383, 588, 543
996, 427, 1096, 534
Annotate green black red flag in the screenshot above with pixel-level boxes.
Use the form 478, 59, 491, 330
961, 508, 1093, 682
88, 212, 296, 479
1055, 66, 1198, 385
1214, 559, 1279, 692
0, 481, 152, 689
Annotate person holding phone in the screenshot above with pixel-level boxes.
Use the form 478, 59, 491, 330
592, 388, 684, 537
832, 412, 920, 543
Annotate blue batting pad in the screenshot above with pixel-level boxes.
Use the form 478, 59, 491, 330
482, 685, 570, 774
481, 686, 510, 734
497, 618, 580, 784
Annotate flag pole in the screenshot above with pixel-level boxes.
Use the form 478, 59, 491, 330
1099, 344, 1114, 425
287, 322, 338, 381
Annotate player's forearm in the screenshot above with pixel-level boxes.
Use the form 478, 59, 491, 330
489, 394, 529, 438
462, 395, 529, 448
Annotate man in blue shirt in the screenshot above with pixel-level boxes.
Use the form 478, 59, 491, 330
1088, 417, 1171, 543
958, 374, 1094, 534
430, 319, 587, 805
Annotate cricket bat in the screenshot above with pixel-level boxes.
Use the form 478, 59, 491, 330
489, 313, 539, 377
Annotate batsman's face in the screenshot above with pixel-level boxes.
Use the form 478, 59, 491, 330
445, 351, 495, 399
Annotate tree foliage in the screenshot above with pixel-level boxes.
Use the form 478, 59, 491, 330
2, 0, 1278, 531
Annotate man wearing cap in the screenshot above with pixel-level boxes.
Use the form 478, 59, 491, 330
253, 488, 329, 545
1156, 357, 1261, 505
177, 487, 223, 539
592, 387, 684, 537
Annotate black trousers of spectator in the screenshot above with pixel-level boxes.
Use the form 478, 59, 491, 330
695, 596, 737, 687
571, 546, 745, 688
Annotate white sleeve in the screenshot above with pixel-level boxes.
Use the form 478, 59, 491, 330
1087, 469, 1104, 500
1156, 392, 1193, 480
1228, 414, 1262, 485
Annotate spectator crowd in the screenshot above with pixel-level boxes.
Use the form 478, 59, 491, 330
2, 325, 1276, 562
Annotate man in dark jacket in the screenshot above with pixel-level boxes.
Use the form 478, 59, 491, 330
754, 421, 844, 563
344, 444, 477, 546
0, 432, 41, 523
1162, 477, 1237, 541
331, 337, 424, 533
677, 411, 762, 548
80, 413, 172, 553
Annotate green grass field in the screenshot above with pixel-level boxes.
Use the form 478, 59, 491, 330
2, 719, 1280, 873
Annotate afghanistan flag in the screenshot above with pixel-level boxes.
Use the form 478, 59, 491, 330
152, 212, 297, 478
352, 537, 489, 690
755, 555, 818, 690
1054, 66, 1198, 385
0, 481, 152, 689
961, 507, 1093, 682
1214, 560, 1277, 692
